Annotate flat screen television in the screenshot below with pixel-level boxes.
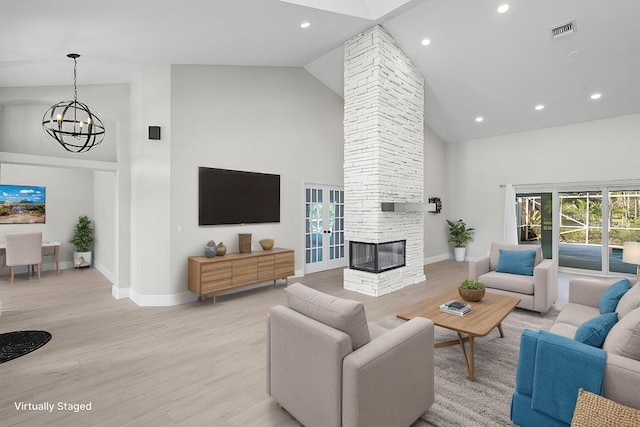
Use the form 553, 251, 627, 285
199, 167, 280, 226
0, 184, 46, 224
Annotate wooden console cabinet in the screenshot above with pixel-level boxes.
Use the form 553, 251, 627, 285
188, 248, 294, 302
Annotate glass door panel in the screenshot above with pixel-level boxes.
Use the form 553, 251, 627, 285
559, 191, 603, 271
609, 190, 640, 274
304, 185, 346, 273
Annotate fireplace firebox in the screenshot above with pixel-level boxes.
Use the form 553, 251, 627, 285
349, 240, 406, 273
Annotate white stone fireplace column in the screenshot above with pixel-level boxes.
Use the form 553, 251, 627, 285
343, 25, 426, 297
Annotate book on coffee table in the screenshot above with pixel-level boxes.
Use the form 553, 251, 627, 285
439, 300, 472, 316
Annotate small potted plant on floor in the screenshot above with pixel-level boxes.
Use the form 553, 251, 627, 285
70, 215, 94, 268
458, 279, 485, 302
446, 219, 475, 261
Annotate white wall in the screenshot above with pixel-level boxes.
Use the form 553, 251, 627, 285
129, 66, 172, 302
168, 65, 345, 297
423, 124, 449, 262
0, 163, 93, 270
93, 171, 116, 280
446, 113, 640, 259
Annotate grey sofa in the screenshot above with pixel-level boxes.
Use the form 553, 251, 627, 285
266, 283, 434, 427
550, 276, 640, 409
469, 243, 558, 314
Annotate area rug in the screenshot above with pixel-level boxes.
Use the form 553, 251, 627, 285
0, 330, 52, 363
378, 308, 558, 426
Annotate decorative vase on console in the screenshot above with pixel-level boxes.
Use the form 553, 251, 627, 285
216, 242, 227, 256
204, 240, 217, 258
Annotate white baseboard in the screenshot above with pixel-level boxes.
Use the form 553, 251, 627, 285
94, 261, 114, 283
112, 285, 130, 299
128, 288, 198, 307
424, 253, 452, 264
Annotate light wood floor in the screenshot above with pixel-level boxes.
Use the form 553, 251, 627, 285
0, 260, 468, 427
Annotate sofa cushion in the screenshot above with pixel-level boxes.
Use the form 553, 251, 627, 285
479, 271, 535, 294
574, 312, 618, 348
616, 284, 640, 319
599, 279, 632, 314
496, 249, 537, 276
603, 307, 640, 361
549, 322, 579, 339
555, 303, 601, 329
285, 282, 370, 350
489, 243, 542, 271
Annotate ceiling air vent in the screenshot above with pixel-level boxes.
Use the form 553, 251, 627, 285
551, 20, 576, 40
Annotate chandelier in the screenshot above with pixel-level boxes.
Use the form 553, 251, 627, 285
42, 54, 105, 153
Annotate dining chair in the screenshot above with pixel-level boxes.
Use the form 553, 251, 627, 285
5, 232, 42, 283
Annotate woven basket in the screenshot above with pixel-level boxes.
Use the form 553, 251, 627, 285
571, 388, 640, 426
458, 287, 485, 302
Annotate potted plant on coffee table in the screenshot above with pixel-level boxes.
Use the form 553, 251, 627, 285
447, 219, 475, 262
70, 215, 94, 268
458, 278, 485, 302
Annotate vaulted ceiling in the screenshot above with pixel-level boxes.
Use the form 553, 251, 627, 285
2, 0, 639, 143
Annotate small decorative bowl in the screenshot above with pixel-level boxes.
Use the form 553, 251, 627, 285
259, 238, 275, 250
458, 287, 485, 302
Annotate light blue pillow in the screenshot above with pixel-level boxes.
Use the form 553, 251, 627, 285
599, 279, 632, 314
496, 249, 536, 276
574, 312, 618, 347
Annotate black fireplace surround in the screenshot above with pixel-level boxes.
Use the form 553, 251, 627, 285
349, 240, 406, 273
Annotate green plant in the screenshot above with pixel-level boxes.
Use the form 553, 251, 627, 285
459, 279, 485, 290
446, 219, 475, 247
70, 215, 94, 252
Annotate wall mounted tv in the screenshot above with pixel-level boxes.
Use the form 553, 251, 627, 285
0, 184, 46, 224
199, 167, 280, 226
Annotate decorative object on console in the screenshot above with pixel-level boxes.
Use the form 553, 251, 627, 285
259, 238, 274, 250
447, 219, 474, 261
238, 233, 252, 253
458, 278, 485, 301
216, 242, 226, 256
42, 54, 105, 153
70, 215, 93, 268
623, 242, 640, 275
204, 240, 217, 258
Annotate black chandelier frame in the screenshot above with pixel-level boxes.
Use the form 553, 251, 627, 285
42, 54, 105, 153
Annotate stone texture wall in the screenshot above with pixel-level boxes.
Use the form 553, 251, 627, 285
344, 25, 425, 296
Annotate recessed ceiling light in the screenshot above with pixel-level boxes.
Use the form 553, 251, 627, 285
300, 22, 311, 29
421, 38, 431, 46
568, 50, 581, 58
475, 116, 484, 123
535, 104, 545, 111
590, 93, 602, 100
497, 4, 510, 13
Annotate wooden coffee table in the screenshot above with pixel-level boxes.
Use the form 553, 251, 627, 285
397, 289, 520, 381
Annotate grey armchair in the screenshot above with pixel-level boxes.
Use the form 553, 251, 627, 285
267, 283, 434, 427
469, 242, 557, 314
5, 232, 43, 283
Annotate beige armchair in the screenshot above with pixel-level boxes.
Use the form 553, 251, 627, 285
266, 283, 434, 427
5, 232, 43, 283
469, 243, 557, 314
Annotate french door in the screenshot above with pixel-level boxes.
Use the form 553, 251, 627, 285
304, 185, 346, 274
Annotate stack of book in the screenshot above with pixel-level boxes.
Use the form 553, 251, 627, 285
439, 300, 472, 316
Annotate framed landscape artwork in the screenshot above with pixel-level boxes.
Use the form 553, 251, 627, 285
0, 184, 46, 224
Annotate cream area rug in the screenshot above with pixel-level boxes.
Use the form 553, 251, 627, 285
378, 307, 559, 426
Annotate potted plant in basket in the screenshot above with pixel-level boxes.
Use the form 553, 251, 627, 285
70, 215, 94, 268
446, 219, 475, 261
458, 279, 485, 302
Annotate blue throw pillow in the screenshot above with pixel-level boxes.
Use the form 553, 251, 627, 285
496, 249, 536, 276
574, 312, 618, 347
599, 279, 632, 314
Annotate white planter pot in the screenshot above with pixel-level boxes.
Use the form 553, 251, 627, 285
73, 251, 92, 268
454, 247, 466, 262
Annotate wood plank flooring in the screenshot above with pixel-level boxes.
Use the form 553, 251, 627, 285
0, 260, 468, 426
